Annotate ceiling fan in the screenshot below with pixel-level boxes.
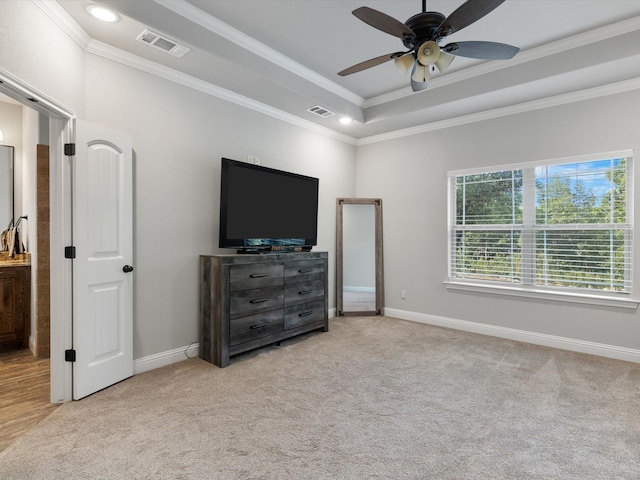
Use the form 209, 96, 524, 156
338, 0, 520, 92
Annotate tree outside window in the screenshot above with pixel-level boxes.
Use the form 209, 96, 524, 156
450, 154, 632, 295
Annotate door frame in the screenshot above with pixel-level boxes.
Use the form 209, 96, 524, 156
0, 68, 75, 402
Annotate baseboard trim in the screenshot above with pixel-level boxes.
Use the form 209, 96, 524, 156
344, 286, 375, 293
133, 308, 640, 375
134, 310, 337, 375
134, 343, 199, 375
384, 307, 640, 364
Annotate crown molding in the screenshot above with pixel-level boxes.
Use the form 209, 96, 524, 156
34, 0, 92, 48
34, 0, 357, 145
357, 77, 640, 146
364, 15, 640, 109
153, 0, 366, 108
86, 39, 357, 145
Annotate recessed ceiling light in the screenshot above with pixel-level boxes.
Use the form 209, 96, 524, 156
86, 4, 120, 23
339, 117, 353, 125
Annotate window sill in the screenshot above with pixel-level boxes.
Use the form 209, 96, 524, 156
444, 281, 639, 310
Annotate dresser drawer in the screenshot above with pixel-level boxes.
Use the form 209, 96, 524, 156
284, 300, 325, 330
230, 310, 284, 346
230, 263, 284, 291
284, 279, 325, 307
285, 260, 325, 284
230, 286, 284, 319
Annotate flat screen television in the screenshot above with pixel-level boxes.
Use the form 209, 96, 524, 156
219, 157, 319, 253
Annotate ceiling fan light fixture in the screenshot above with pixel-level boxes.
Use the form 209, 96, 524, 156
416, 40, 440, 66
411, 62, 430, 84
394, 54, 414, 76
435, 52, 455, 73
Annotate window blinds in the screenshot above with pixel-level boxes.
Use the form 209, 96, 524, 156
449, 153, 632, 294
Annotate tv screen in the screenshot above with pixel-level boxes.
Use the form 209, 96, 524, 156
219, 158, 319, 252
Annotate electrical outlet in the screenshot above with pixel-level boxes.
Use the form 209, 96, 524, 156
401, 289, 406, 300
248, 155, 255, 164
254, 156, 260, 165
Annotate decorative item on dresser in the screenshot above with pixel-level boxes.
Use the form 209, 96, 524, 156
199, 252, 329, 367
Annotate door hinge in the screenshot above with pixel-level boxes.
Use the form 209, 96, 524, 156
64, 246, 76, 259
64, 143, 75, 156
65, 349, 76, 362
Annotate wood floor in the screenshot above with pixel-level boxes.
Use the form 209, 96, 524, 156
0, 348, 58, 453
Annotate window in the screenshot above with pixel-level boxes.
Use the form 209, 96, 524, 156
448, 152, 633, 300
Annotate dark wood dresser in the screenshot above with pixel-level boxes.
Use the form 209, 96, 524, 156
199, 252, 328, 367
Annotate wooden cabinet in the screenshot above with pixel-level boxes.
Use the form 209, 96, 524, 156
200, 252, 328, 367
0, 265, 31, 350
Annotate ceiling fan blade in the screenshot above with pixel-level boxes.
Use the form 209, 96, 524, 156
436, 0, 505, 38
338, 52, 406, 76
410, 60, 430, 92
442, 41, 519, 59
435, 52, 455, 73
353, 6, 415, 39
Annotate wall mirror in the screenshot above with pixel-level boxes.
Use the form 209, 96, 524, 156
0, 145, 13, 232
336, 198, 384, 316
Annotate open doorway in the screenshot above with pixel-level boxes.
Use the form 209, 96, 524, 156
0, 72, 75, 405
0, 94, 58, 451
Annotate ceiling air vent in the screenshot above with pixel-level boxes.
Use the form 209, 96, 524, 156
307, 105, 335, 118
136, 29, 191, 58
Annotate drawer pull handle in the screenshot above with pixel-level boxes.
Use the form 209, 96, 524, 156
298, 289, 312, 295
298, 311, 313, 318
298, 268, 312, 273
250, 323, 269, 329
250, 273, 268, 278
250, 298, 269, 304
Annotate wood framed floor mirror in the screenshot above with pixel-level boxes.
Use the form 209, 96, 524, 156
336, 198, 384, 316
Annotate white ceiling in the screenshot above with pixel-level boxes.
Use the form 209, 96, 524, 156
53, 0, 640, 141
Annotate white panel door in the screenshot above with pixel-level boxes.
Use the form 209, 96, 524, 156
73, 119, 133, 400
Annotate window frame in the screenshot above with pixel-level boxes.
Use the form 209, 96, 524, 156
446, 150, 638, 309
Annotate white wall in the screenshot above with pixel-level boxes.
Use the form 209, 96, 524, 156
21, 107, 39, 345
21, 107, 39, 252
0, 1, 84, 116
0, 101, 22, 226
81, 54, 356, 358
356, 89, 640, 353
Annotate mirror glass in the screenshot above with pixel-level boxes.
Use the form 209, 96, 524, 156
342, 204, 376, 312
336, 198, 384, 316
0, 145, 13, 231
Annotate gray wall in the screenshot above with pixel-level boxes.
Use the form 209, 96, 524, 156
82, 55, 356, 358
0, 1, 356, 361
356, 90, 640, 351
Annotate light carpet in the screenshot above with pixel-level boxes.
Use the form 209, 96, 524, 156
1, 316, 640, 479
